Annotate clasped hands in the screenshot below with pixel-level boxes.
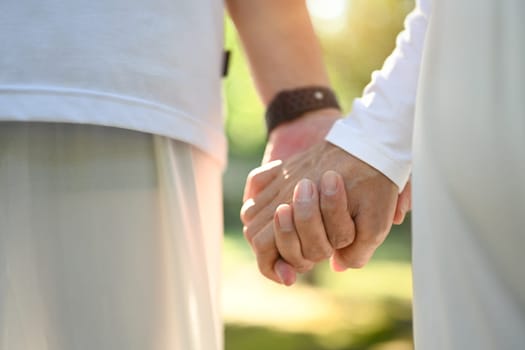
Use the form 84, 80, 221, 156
241, 130, 411, 286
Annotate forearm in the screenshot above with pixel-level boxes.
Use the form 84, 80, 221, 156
226, 0, 331, 105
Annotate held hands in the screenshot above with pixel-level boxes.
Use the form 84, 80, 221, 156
241, 141, 401, 285
248, 108, 341, 284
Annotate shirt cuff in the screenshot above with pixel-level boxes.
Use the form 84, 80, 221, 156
325, 119, 411, 192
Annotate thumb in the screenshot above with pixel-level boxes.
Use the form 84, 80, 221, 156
393, 181, 412, 225
273, 258, 297, 286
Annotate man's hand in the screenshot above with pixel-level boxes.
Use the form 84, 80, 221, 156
242, 109, 340, 285
272, 171, 356, 276
241, 142, 399, 284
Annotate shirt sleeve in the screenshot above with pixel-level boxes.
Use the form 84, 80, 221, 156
325, 0, 431, 191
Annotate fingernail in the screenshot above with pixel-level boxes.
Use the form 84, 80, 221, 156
296, 179, 313, 202
331, 259, 348, 272
277, 207, 293, 232
321, 171, 338, 195
275, 259, 296, 286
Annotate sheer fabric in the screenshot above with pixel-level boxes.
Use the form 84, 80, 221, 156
0, 123, 223, 350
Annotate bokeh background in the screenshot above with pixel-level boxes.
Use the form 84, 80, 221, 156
222, 1, 414, 349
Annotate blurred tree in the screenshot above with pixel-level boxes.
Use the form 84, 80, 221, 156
320, 0, 414, 111
223, 19, 266, 157
223, 0, 414, 158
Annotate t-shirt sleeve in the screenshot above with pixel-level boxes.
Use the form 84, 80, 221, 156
325, 0, 430, 191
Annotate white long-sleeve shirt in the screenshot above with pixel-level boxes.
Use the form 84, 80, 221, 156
326, 0, 431, 190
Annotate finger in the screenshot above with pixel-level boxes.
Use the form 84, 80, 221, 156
241, 182, 281, 226
333, 211, 391, 270
273, 258, 297, 287
274, 204, 314, 273
250, 222, 283, 284
292, 179, 333, 263
319, 171, 356, 249
330, 255, 349, 272
393, 180, 412, 225
332, 238, 380, 270
333, 186, 396, 270
242, 183, 288, 244
242, 160, 283, 202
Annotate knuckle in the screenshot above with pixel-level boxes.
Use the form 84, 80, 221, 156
246, 168, 258, 183
240, 210, 249, 225
251, 236, 265, 255
348, 258, 368, 269
247, 169, 266, 189
295, 262, 314, 273
320, 197, 339, 213
293, 204, 314, 222
243, 225, 258, 243
366, 234, 385, 247
339, 254, 369, 269
284, 256, 313, 273
333, 234, 354, 249
240, 202, 257, 224
251, 234, 271, 256
378, 222, 392, 236
257, 261, 276, 281
357, 229, 385, 248
303, 244, 333, 262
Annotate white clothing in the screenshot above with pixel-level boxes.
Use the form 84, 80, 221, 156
413, 0, 525, 348
0, 0, 226, 167
0, 2, 227, 349
0, 0, 226, 350
327, 0, 525, 348
0, 123, 223, 350
326, 0, 430, 191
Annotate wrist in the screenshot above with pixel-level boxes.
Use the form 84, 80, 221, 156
269, 108, 340, 138
263, 108, 341, 163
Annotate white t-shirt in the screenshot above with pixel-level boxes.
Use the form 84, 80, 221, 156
0, 0, 226, 167
326, 0, 431, 190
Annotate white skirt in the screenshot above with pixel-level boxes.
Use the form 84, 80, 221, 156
0, 123, 223, 350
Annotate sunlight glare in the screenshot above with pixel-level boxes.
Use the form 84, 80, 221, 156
307, 0, 348, 21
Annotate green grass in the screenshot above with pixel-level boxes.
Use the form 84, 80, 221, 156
223, 219, 413, 350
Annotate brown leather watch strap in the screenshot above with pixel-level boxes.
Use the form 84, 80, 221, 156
265, 86, 341, 134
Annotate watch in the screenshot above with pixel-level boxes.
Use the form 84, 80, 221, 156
265, 86, 341, 134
